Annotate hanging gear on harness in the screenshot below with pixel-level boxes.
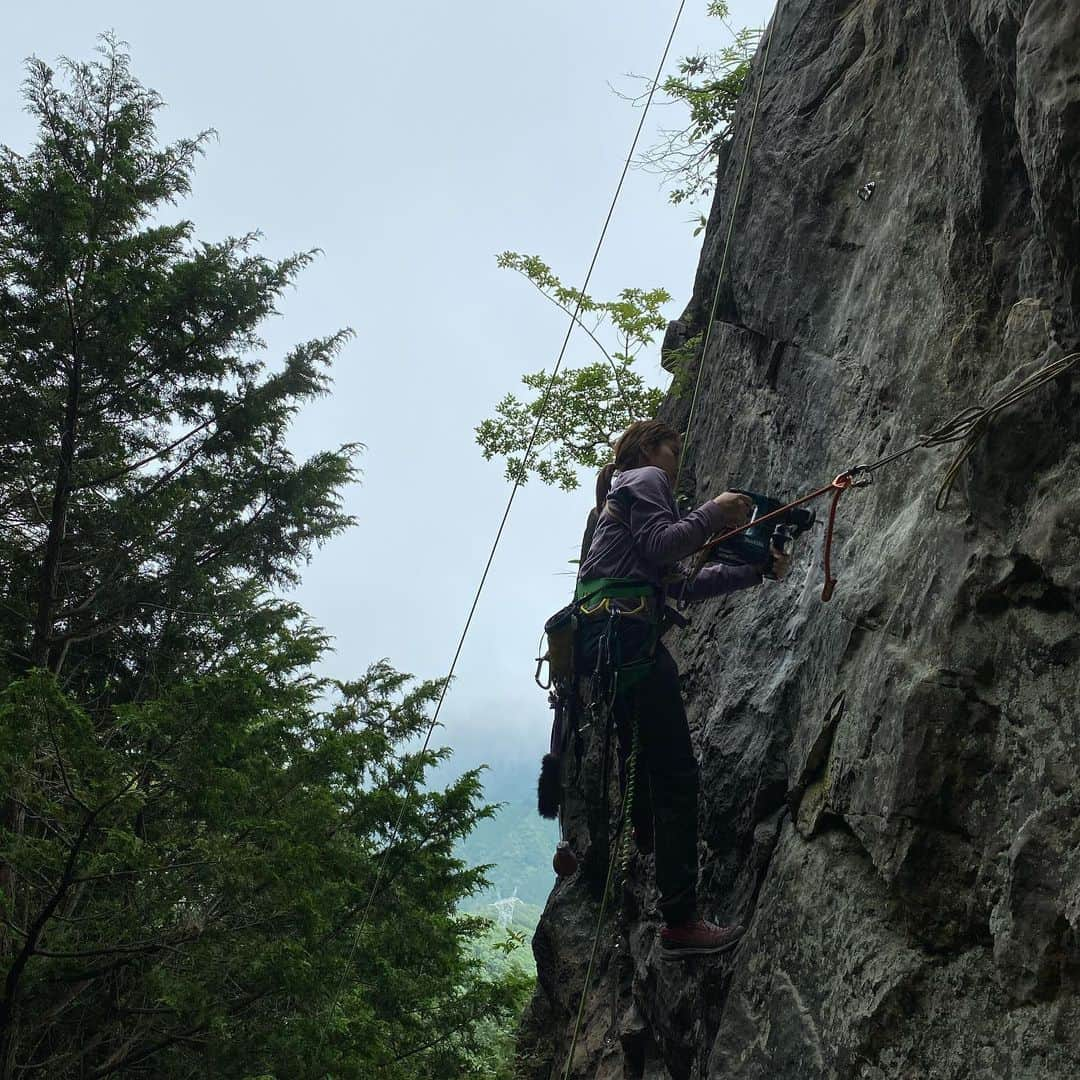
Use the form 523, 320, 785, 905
536, 601, 581, 821
535, 578, 661, 877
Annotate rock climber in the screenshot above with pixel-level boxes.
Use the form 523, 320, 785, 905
575, 418, 790, 960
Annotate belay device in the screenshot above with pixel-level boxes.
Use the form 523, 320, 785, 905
706, 489, 815, 575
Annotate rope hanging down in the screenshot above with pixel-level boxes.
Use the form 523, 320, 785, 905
562, 768, 634, 1080
319, 0, 693, 1044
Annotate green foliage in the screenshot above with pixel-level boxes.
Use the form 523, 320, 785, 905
0, 35, 356, 689
0, 665, 530, 1079
0, 37, 529, 1079
476, 253, 667, 490
465, 931, 534, 1080
456, 790, 558, 912
491, 929, 528, 957
625, 2, 761, 206
664, 332, 704, 400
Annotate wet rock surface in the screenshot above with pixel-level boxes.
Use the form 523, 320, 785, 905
518, 1, 1080, 1077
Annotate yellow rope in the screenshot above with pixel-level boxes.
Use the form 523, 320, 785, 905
620, 718, 641, 880
561, 772, 631, 1080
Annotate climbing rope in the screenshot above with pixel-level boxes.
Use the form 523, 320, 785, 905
620, 717, 641, 878
684, 350, 1080, 600
318, 0, 693, 1049
562, 717, 638, 1080
675, 0, 785, 492
562, 780, 632, 1080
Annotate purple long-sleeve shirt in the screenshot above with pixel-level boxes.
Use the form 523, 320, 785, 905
578, 466, 762, 602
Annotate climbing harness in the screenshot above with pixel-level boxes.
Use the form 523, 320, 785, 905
577, 579, 660, 854
320, 0, 694, 1048
576, 577, 660, 691
537, 578, 656, 824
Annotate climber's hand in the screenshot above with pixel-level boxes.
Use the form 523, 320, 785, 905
769, 545, 792, 580
712, 491, 754, 529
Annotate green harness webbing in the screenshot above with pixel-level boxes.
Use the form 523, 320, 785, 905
574, 576, 657, 605
575, 577, 659, 694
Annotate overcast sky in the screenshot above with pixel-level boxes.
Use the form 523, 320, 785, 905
2, 0, 774, 780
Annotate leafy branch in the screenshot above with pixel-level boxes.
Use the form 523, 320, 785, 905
616, 2, 761, 210
476, 254, 668, 491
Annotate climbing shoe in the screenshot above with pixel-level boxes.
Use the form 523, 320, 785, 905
659, 919, 744, 960
552, 841, 578, 877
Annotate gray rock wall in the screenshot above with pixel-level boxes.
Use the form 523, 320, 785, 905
518, 1, 1080, 1077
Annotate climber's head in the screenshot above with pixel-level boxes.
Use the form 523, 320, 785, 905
595, 420, 681, 511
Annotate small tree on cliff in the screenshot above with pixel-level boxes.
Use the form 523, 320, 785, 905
0, 38, 529, 1079
622, 1, 761, 210
476, 8, 756, 491
475, 253, 667, 490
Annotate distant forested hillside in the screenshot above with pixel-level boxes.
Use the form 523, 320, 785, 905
457, 765, 559, 912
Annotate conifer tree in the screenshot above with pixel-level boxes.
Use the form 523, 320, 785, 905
0, 38, 529, 1079
0, 37, 354, 703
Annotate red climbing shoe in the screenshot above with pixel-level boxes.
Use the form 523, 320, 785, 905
659, 919, 744, 960
552, 841, 578, 877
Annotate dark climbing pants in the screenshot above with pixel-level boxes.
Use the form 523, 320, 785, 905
614, 642, 699, 925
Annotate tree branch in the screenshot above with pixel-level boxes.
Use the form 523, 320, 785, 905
511, 268, 633, 411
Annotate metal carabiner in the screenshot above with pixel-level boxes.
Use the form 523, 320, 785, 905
845, 464, 875, 488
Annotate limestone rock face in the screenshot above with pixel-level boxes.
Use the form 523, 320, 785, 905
518, 1, 1080, 1077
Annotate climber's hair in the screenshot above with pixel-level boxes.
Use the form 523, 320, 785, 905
594, 419, 681, 512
